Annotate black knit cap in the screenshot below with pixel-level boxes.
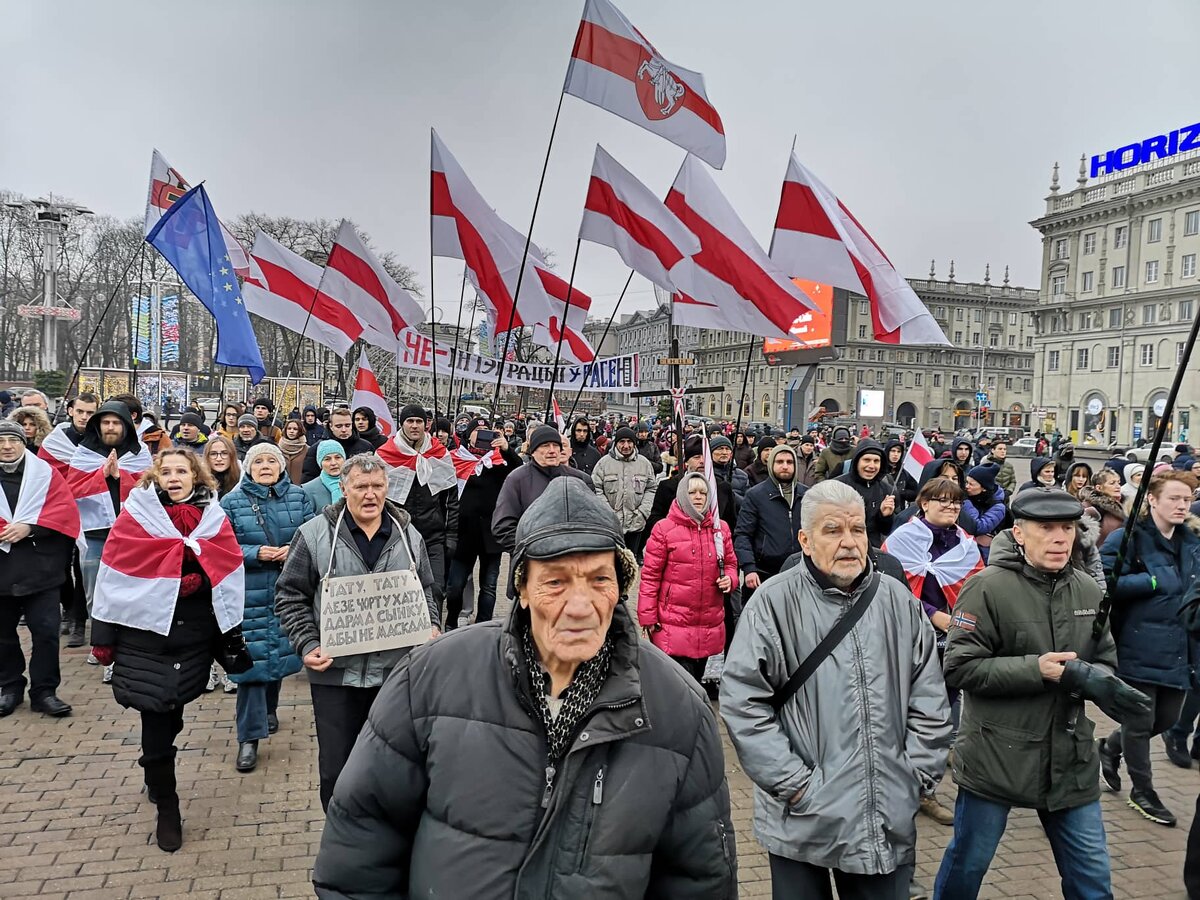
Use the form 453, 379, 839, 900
252, 397, 274, 412
398, 404, 426, 424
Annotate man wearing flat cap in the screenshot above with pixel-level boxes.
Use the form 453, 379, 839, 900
934, 487, 1151, 898
314, 478, 737, 898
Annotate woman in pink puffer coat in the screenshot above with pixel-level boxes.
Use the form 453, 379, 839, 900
637, 472, 737, 683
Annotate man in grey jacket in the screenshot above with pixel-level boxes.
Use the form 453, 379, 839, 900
275, 453, 439, 810
721, 479, 952, 899
591, 426, 656, 559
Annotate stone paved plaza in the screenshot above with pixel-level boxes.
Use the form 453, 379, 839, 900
2, 627, 1196, 899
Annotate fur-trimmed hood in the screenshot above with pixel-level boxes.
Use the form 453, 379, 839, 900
1079, 486, 1127, 523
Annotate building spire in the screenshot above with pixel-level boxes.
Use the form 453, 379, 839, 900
1003, 264, 1010, 286
1077, 154, 1088, 186
1050, 162, 1060, 194
984, 263, 991, 284
930, 259, 936, 279
948, 259, 956, 283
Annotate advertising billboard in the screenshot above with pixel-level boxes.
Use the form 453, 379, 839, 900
858, 389, 885, 419
762, 281, 845, 367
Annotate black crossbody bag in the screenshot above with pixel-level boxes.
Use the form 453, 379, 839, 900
769, 573, 880, 712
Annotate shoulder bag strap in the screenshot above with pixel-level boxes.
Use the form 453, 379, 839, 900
770, 573, 880, 713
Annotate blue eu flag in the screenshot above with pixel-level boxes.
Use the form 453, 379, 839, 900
146, 184, 266, 383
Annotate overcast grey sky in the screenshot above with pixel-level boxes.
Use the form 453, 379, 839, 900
2, 0, 1196, 326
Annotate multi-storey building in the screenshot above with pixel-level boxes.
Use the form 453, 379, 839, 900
1030, 149, 1200, 445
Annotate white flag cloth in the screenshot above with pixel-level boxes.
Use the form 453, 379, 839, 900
565, 0, 726, 169
243, 231, 361, 356
579, 145, 700, 293
770, 152, 950, 346
0, 451, 80, 552
665, 156, 819, 340
901, 430, 936, 482
351, 354, 395, 438
64, 443, 152, 534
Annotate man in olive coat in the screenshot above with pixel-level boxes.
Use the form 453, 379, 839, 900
933, 488, 1151, 899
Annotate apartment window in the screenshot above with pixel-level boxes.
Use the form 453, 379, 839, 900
817, 368, 825, 382
1109, 307, 1122, 328
954, 330, 963, 343
1186, 210, 1200, 236
858, 324, 868, 339
1179, 343, 1187, 364
974, 309, 983, 323
1007, 335, 1016, 347
1005, 377, 1013, 390
1142, 304, 1157, 324
1053, 238, 1069, 260
914, 373, 923, 387
1114, 225, 1128, 249
1148, 218, 1163, 243
1112, 266, 1126, 288
859, 300, 869, 316
894, 371, 903, 385
1181, 299, 1194, 320
955, 308, 964, 322
1026, 336, 1033, 348
972, 332, 980, 345
935, 306, 946, 318
1140, 343, 1154, 366
1051, 275, 1066, 296
855, 348, 865, 360
1079, 311, 1092, 329
1083, 232, 1096, 255
1107, 346, 1120, 368
1076, 348, 1089, 369
989, 334, 999, 347
836, 369, 845, 384
1081, 271, 1095, 293
1023, 379, 1032, 391
990, 311, 1001, 324
1050, 316, 1061, 333
932, 374, 942, 387
1183, 254, 1197, 279
951, 374, 960, 388
1048, 350, 1060, 371
877, 369, 886, 383
1146, 260, 1159, 284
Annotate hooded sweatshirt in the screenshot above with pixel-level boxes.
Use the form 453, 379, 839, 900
353, 406, 388, 449
1018, 456, 1060, 494
813, 427, 853, 481
567, 416, 602, 477
834, 440, 895, 547
78, 400, 144, 535
882, 438, 918, 505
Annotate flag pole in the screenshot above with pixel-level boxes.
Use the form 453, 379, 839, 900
492, 83, 568, 411
129, 241, 148, 392
565, 268, 634, 422
428, 179, 440, 417
543, 236, 583, 421
732, 338, 756, 436
275, 279, 324, 424
445, 266, 469, 416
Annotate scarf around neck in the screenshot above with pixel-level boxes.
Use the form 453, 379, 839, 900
520, 623, 612, 762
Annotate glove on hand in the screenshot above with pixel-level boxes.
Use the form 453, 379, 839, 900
1060, 659, 1152, 727
180, 573, 203, 597
90, 645, 115, 666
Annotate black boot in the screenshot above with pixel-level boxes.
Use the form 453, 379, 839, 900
1164, 732, 1193, 769
1098, 737, 1121, 792
66, 621, 86, 649
143, 761, 182, 851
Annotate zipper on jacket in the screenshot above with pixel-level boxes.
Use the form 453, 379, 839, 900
848, 604, 885, 871
540, 764, 557, 809
592, 765, 605, 805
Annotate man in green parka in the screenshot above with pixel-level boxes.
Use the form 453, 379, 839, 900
933, 487, 1151, 899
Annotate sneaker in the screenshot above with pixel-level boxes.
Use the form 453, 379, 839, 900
204, 665, 220, 693
1164, 732, 1193, 769
919, 793, 954, 826
1128, 788, 1176, 826
86, 651, 101, 666
223, 676, 237, 694
102, 664, 114, 684
1098, 738, 1121, 792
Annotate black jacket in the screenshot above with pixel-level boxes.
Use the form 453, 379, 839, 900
313, 603, 736, 899
835, 440, 896, 548
353, 407, 389, 450
568, 417, 603, 477
733, 478, 806, 577
0, 458, 75, 597
635, 437, 662, 475
301, 433, 375, 482
457, 446, 524, 557
401, 478, 459, 555
491, 460, 592, 553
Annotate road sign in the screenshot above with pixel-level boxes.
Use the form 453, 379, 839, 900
658, 357, 695, 366
17, 304, 80, 320
975, 391, 987, 403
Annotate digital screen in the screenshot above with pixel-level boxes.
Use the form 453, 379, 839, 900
762, 280, 834, 353
858, 389, 885, 418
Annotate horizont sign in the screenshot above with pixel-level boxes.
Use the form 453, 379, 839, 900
1090, 120, 1200, 178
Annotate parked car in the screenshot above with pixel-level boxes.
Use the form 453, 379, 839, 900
1009, 437, 1038, 458
1126, 445, 1177, 463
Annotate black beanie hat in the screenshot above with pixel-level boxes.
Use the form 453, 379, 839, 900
398, 404, 426, 424
252, 397, 274, 413
528, 424, 563, 454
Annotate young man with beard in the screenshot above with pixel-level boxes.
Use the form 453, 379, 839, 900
567, 417, 603, 477
813, 426, 854, 481
300, 408, 373, 482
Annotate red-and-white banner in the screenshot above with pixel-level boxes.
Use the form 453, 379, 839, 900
771, 151, 949, 346
0, 451, 81, 551
321, 220, 425, 348
532, 267, 596, 365
65, 443, 153, 534
449, 444, 506, 497
38, 424, 79, 477
666, 156, 819, 340
882, 519, 984, 610
91, 486, 244, 636
377, 433, 457, 503
565, 0, 726, 169
143, 149, 250, 277
552, 394, 566, 433
243, 231, 362, 356
579, 144, 700, 293
351, 354, 395, 438
902, 429, 935, 482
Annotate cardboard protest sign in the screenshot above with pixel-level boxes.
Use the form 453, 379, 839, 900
319, 569, 431, 657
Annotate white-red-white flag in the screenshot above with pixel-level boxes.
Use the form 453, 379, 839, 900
0, 451, 81, 551
320, 220, 424, 348
143, 149, 250, 277
38, 424, 79, 477
243, 232, 362, 356
565, 0, 726, 169
579, 145, 700, 293
552, 395, 566, 433
902, 429, 935, 482
91, 486, 244, 636
665, 156, 819, 340
449, 443, 506, 497
532, 267, 596, 364
65, 443, 153, 534
771, 152, 949, 346
351, 354, 394, 438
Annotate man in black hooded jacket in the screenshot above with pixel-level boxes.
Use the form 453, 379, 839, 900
835, 440, 896, 548
567, 417, 602, 477
352, 407, 388, 449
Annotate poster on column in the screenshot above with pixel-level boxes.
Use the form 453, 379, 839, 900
319, 568, 432, 657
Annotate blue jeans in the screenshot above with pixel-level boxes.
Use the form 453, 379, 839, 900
445, 552, 501, 628
80, 535, 106, 612
933, 790, 1111, 900
235, 680, 282, 742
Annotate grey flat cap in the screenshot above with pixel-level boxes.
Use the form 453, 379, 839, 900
1011, 487, 1083, 522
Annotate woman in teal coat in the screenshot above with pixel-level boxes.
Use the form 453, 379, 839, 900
220, 443, 315, 773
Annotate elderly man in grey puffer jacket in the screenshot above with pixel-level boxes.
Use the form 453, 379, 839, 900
721, 479, 951, 900
313, 477, 736, 899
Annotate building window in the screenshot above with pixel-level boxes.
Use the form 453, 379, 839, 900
972, 332, 980, 345
1146, 260, 1159, 284
855, 348, 865, 360
1186, 210, 1200, 236
1181, 299, 1194, 320
914, 372, 923, 387
1048, 350, 1060, 371
1109, 307, 1122, 328
989, 334, 999, 347
877, 370, 885, 383
1143, 304, 1157, 324
1081, 271, 1094, 293
817, 368, 825, 382
954, 330, 963, 343
858, 324, 868, 339
1053, 238, 1069, 260
1005, 377, 1013, 390
1079, 311, 1092, 329
1008, 312, 1017, 325
1179, 343, 1187, 364
1051, 275, 1066, 296
1007, 334, 1016, 346
1114, 225, 1128, 249
1077, 348, 1089, 369
990, 311, 1001, 324
933, 374, 941, 387
859, 300, 869, 316
955, 308, 964, 322
951, 374, 959, 388
1140, 343, 1154, 366
1026, 336, 1033, 348
1183, 254, 1197, 279
1148, 218, 1163, 243
974, 309, 983, 323
1107, 346, 1120, 368
935, 306, 945, 318
894, 371, 903, 385
1112, 266, 1126, 288
1083, 233, 1096, 255
836, 369, 845, 384
1024, 379, 1031, 391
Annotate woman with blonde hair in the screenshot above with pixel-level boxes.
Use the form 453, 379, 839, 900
9, 405, 52, 450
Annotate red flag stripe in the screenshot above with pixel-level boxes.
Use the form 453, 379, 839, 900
100, 511, 184, 580
250, 256, 365, 341
774, 180, 841, 240
327, 241, 405, 336
585, 175, 687, 272
571, 20, 723, 135
666, 189, 804, 336
535, 267, 593, 314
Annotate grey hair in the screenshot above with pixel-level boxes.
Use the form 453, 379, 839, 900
800, 480, 865, 532
339, 452, 389, 485
20, 389, 48, 405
